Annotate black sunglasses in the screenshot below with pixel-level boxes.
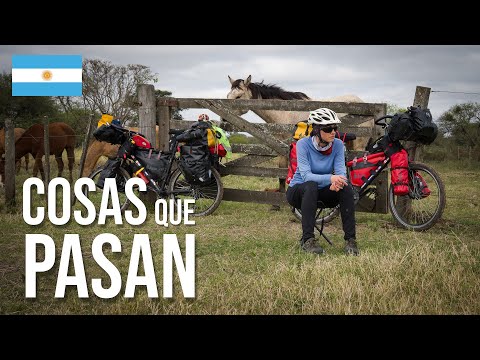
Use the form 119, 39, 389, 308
320, 126, 338, 133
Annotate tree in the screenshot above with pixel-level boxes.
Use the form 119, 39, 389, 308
0, 72, 59, 128
437, 102, 480, 146
387, 103, 408, 115
57, 58, 159, 125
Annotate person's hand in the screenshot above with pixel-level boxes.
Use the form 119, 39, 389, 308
331, 174, 348, 190
330, 183, 341, 192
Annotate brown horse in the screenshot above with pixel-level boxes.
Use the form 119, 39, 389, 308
0, 128, 30, 173
13, 122, 76, 182
81, 126, 160, 177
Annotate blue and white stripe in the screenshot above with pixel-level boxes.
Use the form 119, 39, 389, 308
12, 55, 82, 96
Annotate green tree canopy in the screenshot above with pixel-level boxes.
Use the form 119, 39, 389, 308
437, 102, 480, 146
387, 103, 408, 115
0, 72, 59, 128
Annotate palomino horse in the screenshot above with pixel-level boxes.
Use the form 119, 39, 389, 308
0, 128, 30, 173
227, 75, 372, 150
13, 122, 76, 182
81, 126, 160, 177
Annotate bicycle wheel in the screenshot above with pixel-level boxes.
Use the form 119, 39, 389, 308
83, 165, 134, 215
168, 166, 223, 216
388, 162, 446, 231
293, 205, 339, 224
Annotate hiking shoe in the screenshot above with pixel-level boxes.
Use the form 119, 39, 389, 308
345, 239, 359, 256
302, 237, 324, 255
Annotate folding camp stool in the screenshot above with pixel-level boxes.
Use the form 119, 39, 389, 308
293, 200, 334, 246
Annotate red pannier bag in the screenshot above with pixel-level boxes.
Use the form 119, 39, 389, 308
209, 143, 227, 157
390, 149, 409, 195
347, 152, 385, 187
286, 141, 298, 185
412, 171, 431, 198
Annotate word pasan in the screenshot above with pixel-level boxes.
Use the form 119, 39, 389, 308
25, 233, 195, 299
22, 177, 196, 226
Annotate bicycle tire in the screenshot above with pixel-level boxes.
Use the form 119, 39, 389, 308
293, 205, 340, 224
168, 166, 223, 216
388, 162, 446, 231
84, 165, 134, 215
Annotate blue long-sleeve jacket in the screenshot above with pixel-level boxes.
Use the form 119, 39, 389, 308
289, 137, 346, 189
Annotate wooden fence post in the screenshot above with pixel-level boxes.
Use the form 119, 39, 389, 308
406, 86, 431, 161
78, 113, 96, 179
137, 84, 159, 203
4, 118, 16, 207
71, 113, 96, 206
157, 105, 171, 152
137, 84, 157, 147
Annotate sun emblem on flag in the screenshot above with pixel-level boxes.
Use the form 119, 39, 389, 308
42, 70, 53, 81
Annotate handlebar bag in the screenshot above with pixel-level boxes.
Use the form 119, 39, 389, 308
388, 113, 414, 142
407, 107, 438, 145
93, 124, 127, 145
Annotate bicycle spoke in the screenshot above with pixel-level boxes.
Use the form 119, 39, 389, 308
169, 167, 223, 216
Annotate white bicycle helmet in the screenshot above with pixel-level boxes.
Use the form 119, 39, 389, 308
308, 108, 341, 126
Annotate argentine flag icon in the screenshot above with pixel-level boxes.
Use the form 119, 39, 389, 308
12, 55, 82, 96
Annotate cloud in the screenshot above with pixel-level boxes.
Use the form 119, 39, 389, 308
2, 45, 480, 121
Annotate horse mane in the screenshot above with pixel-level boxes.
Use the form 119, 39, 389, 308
249, 81, 310, 100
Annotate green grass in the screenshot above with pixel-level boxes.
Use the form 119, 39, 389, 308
0, 156, 479, 314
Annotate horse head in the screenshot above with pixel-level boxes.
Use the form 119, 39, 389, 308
227, 75, 254, 116
227, 75, 253, 100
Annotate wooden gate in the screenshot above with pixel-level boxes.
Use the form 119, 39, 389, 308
137, 84, 392, 214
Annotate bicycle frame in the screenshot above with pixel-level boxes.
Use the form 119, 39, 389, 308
118, 129, 191, 198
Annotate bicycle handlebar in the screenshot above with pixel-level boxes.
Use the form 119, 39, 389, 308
374, 115, 394, 128
169, 129, 185, 135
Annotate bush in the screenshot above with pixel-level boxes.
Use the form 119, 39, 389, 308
228, 133, 259, 144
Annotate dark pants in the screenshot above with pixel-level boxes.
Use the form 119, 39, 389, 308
286, 181, 356, 241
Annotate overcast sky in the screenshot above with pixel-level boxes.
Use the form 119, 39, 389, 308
2, 45, 480, 122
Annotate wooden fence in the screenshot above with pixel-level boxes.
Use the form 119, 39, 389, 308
2, 85, 430, 214
135, 85, 438, 214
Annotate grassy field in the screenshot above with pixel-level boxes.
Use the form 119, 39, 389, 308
0, 153, 479, 314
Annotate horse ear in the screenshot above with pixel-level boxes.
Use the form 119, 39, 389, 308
228, 75, 234, 85
245, 75, 251, 87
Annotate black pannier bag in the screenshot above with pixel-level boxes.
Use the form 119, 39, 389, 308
93, 124, 127, 145
134, 148, 170, 184
176, 121, 210, 146
179, 144, 212, 185
96, 158, 122, 189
